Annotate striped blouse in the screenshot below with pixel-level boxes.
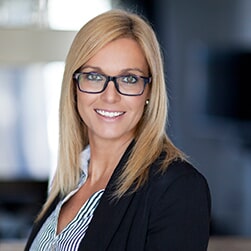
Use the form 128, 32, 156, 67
30, 146, 104, 251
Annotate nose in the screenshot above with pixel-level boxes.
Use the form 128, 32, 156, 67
100, 80, 121, 103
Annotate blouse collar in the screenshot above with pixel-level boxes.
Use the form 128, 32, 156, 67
80, 145, 90, 179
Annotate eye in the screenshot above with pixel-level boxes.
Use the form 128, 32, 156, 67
85, 72, 104, 81
121, 75, 138, 84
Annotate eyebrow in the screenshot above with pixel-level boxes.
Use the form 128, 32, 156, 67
80, 65, 146, 75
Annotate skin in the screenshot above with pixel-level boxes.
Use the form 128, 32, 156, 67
57, 38, 150, 233
77, 38, 150, 148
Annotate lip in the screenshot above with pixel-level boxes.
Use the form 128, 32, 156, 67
95, 109, 125, 119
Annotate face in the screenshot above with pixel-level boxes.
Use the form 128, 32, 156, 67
76, 38, 150, 144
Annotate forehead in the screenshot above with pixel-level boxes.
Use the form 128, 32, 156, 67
83, 38, 148, 75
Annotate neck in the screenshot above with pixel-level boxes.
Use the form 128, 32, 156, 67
87, 137, 133, 183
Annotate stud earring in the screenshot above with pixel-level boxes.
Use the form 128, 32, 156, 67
145, 99, 150, 105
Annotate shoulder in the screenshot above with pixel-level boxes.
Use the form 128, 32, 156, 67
143, 159, 211, 250
150, 157, 206, 181
151, 157, 208, 185
147, 158, 211, 205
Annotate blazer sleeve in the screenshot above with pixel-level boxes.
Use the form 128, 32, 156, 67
145, 165, 211, 251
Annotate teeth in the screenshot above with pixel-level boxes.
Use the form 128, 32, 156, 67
96, 110, 124, 118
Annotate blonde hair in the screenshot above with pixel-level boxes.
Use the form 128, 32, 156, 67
38, 9, 184, 220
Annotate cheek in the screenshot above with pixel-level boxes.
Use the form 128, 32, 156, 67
135, 93, 150, 121
132, 99, 147, 121
76, 93, 90, 121
76, 93, 83, 115
77, 100, 83, 119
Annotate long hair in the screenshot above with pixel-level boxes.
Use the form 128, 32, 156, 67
37, 9, 184, 220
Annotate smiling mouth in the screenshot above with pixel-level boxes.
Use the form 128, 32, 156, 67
95, 109, 125, 118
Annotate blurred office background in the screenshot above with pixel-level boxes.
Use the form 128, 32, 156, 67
0, 0, 251, 245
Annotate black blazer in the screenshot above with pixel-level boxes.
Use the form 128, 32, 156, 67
25, 144, 211, 251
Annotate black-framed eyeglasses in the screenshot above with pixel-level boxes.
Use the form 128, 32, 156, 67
73, 72, 151, 96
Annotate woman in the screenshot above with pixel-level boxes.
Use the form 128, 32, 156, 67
25, 9, 211, 250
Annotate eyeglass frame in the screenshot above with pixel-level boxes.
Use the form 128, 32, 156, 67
73, 71, 151, 96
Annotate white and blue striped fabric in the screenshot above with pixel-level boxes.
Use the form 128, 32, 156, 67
30, 146, 105, 250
